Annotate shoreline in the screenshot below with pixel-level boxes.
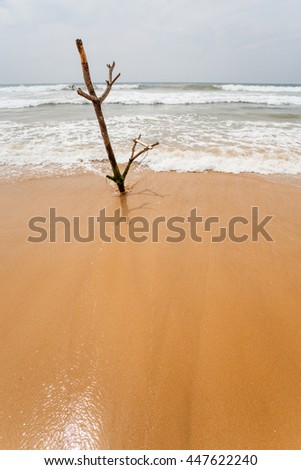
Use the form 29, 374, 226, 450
2, 163, 301, 184
0, 170, 301, 449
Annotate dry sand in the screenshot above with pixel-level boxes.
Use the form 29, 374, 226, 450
0, 170, 301, 449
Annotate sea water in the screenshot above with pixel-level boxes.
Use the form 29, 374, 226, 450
0, 82, 300, 178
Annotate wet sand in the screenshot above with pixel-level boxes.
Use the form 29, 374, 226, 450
0, 170, 301, 449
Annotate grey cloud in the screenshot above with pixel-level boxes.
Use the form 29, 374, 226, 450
0, 0, 300, 84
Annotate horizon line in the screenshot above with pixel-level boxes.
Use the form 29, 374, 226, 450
1, 80, 301, 86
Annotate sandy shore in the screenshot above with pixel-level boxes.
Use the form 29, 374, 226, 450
0, 170, 301, 450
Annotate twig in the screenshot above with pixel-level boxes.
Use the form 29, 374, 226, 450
99, 62, 121, 103
77, 87, 97, 102
123, 136, 159, 179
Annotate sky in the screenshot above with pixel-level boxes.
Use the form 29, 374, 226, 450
0, 0, 300, 84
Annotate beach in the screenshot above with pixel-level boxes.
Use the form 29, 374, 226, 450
1, 170, 301, 449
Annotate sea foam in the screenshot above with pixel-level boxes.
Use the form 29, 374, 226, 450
0, 82, 300, 177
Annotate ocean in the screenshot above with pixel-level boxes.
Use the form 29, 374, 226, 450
0, 82, 301, 179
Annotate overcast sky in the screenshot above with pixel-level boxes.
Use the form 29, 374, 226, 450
0, 0, 300, 84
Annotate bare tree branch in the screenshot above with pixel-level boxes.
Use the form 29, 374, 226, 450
123, 137, 159, 179
76, 39, 98, 100
107, 61, 115, 82
130, 133, 142, 159
75, 39, 159, 194
77, 87, 97, 102
99, 62, 121, 103
76, 39, 125, 191
131, 140, 159, 162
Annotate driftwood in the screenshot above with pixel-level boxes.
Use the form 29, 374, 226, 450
75, 39, 159, 194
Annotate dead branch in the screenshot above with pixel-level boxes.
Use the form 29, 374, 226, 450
76, 38, 125, 192
131, 139, 160, 162
122, 136, 159, 180
76, 39, 98, 100
77, 87, 97, 102
75, 39, 159, 194
99, 62, 121, 103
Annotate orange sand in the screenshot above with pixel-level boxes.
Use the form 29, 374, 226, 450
0, 171, 301, 449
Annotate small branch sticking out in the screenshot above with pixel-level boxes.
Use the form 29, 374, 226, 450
122, 136, 159, 180
100, 62, 121, 103
75, 39, 159, 194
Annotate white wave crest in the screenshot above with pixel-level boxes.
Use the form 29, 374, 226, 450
221, 84, 301, 93
1, 81, 301, 109
143, 151, 301, 175
1, 92, 301, 109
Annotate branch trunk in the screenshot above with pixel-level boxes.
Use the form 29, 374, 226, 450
92, 101, 125, 193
